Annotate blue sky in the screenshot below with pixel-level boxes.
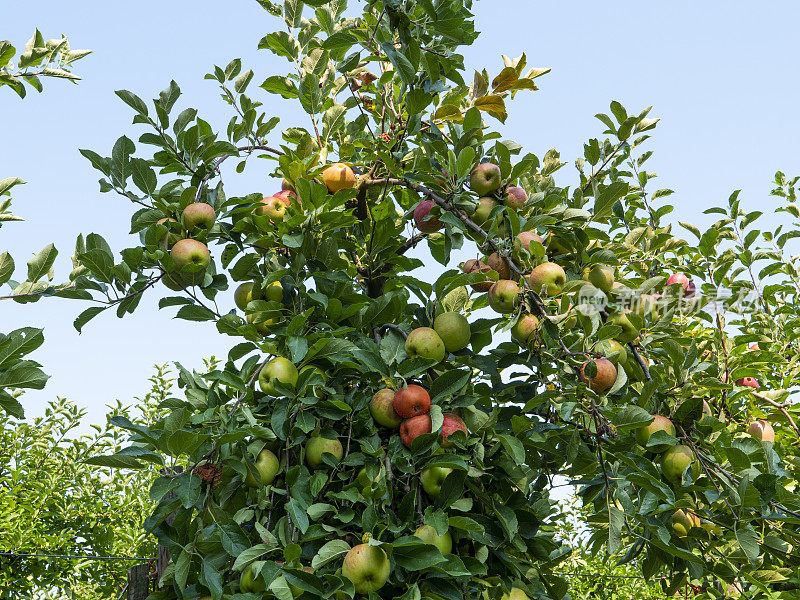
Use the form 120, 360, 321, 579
3, 0, 798, 427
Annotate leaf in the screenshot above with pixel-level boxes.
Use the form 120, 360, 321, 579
175, 305, 217, 322
83, 454, 144, 469
74, 306, 106, 333
131, 158, 157, 196
0, 364, 48, 390
115, 89, 148, 116
311, 539, 350, 570
497, 434, 525, 465
380, 43, 416, 86
430, 369, 470, 402
26, 244, 57, 283
0, 327, 45, 370
473, 95, 507, 123
0, 252, 14, 286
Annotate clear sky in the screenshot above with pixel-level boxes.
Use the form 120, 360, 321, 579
3, 0, 798, 428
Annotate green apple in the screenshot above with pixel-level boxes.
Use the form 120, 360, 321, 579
357, 466, 383, 497
370, 388, 402, 428
258, 357, 299, 395
420, 466, 453, 498
305, 435, 343, 469
244, 448, 280, 488
405, 327, 446, 361
240, 564, 266, 593
264, 280, 284, 302
592, 339, 627, 366
661, 445, 696, 484
511, 314, 539, 348
235, 282, 262, 311
414, 524, 453, 554
583, 264, 615, 294
488, 280, 520, 314
182, 202, 216, 231
253, 195, 287, 222
247, 311, 277, 334
671, 509, 699, 538
635, 415, 675, 452
432, 312, 471, 352
607, 311, 639, 344
469, 163, 502, 195
528, 262, 566, 296
341, 543, 390, 595
170, 238, 210, 285
471, 196, 499, 225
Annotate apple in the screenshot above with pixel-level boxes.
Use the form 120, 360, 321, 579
667, 272, 695, 297
171, 239, 210, 270
370, 388, 402, 428
263, 281, 284, 303
579, 358, 617, 394
341, 543, 390, 595
405, 327, 446, 361
635, 415, 676, 452
258, 357, 299, 395
432, 312, 470, 352
393, 385, 431, 418
504, 186, 527, 211
486, 252, 511, 280
469, 163, 502, 196
400, 414, 432, 447
182, 202, 216, 231
583, 264, 615, 294
748, 419, 775, 442
253, 195, 286, 222
671, 509, 699, 538
471, 196, 499, 225
504, 589, 531, 600
247, 311, 277, 334
305, 435, 343, 468
414, 525, 453, 554
240, 564, 267, 593
322, 163, 357, 193
513, 231, 544, 261
661, 445, 695, 484
357, 466, 384, 497
736, 377, 759, 389
528, 262, 566, 296
420, 466, 453, 498
607, 312, 639, 344
462, 259, 493, 292
440, 412, 467, 446
156, 217, 182, 249
511, 314, 539, 348
488, 280, 520, 314
592, 339, 627, 366
275, 189, 299, 208
413, 200, 443, 233
244, 448, 280, 488
234, 282, 262, 311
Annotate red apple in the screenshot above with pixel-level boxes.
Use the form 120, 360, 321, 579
504, 186, 527, 211
413, 200, 443, 233
736, 377, 759, 389
440, 413, 467, 446
400, 414, 432, 447
748, 419, 775, 442
667, 273, 694, 297
462, 259, 493, 292
393, 385, 431, 418
469, 163, 502, 195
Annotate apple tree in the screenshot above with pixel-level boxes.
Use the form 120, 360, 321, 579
64, 1, 800, 599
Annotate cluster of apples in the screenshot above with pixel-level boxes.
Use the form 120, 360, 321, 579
156, 201, 216, 290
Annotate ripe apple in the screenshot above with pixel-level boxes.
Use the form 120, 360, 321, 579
405, 327, 446, 361
420, 466, 453, 498
511, 314, 539, 348
341, 543, 390, 595
736, 377, 759, 389
504, 186, 527, 211
671, 509, 699, 538
400, 414, 432, 447
182, 202, 216, 231
667, 272, 695, 297
579, 358, 617, 394
414, 525, 453, 554
488, 280, 520, 314
171, 238, 210, 270
258, 357, 299, 395
582, 264, 615, 294
240, 564, 267, 593
305, 435, 343, 468
156, 217, 182, 249
275, 189, 299, 208
469, 162, 502, 195
513, 231, 544, 261
528, 262, 566, 296
234, 282, 262, 311
244, 448, 280, 488
440, 412, 467, 447
486, 252, 511, 280
393, 384, 431, 418
635, 415, 676, 452
748, 419, 775, 442
370, 388, 402, 428
433, 312, 471, 352
322, 163, 356, 193
253, 195, 286, 222
462, 259, 493, 292
607, 312, 639, 344
661, 444, 695, 484
471, 196, 499, 225
413, 200, 443, 233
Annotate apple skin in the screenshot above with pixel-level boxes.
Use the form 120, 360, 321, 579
413, 200, 443, 233
661, 444, 695, 484
322, 163, 357, 193
579, 358, 617, 394
182, 202, 216, 231
583, 264, 615, 294
469, 163, 502, 196
671, 509, 699, 538
171, 239, 210, 270
234, 282, 262, 311
748, 419, 775, 442
440, 412, 467, 447
258, 357, 299, 395
244, 448, 280, 488
393, 385, 431, 418
370, 388, 402, 428
607, 312, 639, 344
471, 196, 499, 225
528, 262, 566, 296
305, 435, 343, 469
462, 259, 493, 292
635, 415, 676, 452
433, 312, 471, 352
414, 525, 453, 554
513, 231, 544, 261
667, 272, 695, 297
420, 466, 453, 498
275, 189, 299, 208
511, 314, 539, 348
486, 252, 511, 280
253, 195, 287, 222
405, 327, 446, 362
504, 186, 527, 211
247, 311, 277, 334
400, 414, 432, 447
488, 280, 520, 314
240, 564, 267, 593
592, 339, 627, 366
341, 543, 390, 595
736, 377, 759, 389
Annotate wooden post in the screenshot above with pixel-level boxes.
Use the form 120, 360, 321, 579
126, 563, 150, 600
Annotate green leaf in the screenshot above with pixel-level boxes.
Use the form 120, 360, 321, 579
115, 89, 148, 116
74, 306, 106, 333
311, 539, 350, 570
430, 369, 470, 402
0, 252, 15, 286
26, 243, 57, 283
